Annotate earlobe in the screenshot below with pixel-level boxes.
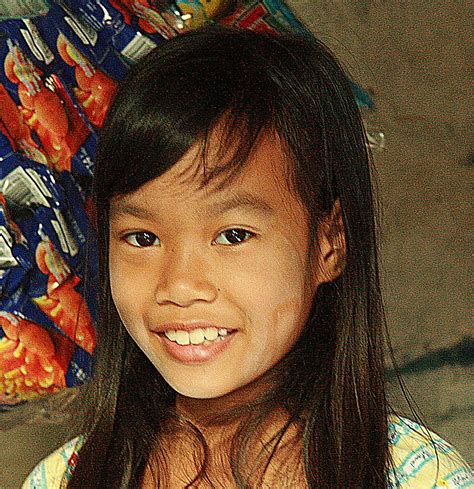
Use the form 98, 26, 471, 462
314, 200, 346, 284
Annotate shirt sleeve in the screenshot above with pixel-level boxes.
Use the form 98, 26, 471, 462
21, 437, 81, 489
388, 416, 473, 488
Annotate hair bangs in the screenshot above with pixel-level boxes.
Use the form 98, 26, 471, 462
189, 108, 275, 192
95, 38, 284, 203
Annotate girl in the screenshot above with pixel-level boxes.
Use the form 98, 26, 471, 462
24, 26, 472, 488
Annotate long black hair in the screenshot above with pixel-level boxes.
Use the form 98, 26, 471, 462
69, 25, 393, 488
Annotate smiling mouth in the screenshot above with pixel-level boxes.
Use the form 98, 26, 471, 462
155, 327, 236, 364
159, 326, 232, 346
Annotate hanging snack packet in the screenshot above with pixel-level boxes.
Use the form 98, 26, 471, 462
91, 0, 178, 41
0, 17, 56, 71
220, 0, 309, 35
0, 310, 75, 403
104, 0, 234, 39
0, 34, 98, 180
0, 13, 119, 129
0, 146, 94, 306
54, 0, 158, 66
36, 2, 130, 79
52, 30, 117, 129
0, 19, 106, 139
0, 235, 94, 406
1, 280, 94, 406
0, 143, 96, 404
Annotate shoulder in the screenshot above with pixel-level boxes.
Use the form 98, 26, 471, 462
21, 436, 83, 489
387, 415, 473, 488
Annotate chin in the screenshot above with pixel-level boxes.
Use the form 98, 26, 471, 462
163, 375, 237, 400
171, 382, 231, 399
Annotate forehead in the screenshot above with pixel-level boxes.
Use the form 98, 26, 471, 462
110, 131, 301, 214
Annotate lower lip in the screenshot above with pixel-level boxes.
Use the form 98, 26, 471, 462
155, 332, 236, 364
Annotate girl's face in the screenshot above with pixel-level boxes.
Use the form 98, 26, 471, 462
109, 132, 325, 400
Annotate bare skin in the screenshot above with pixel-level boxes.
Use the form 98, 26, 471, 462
141, 407, 306, 488
109, 130, 344, 488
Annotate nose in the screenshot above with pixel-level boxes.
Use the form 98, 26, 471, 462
154, 246, 218, 307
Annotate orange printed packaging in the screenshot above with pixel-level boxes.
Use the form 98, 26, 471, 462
0, 36, 98, 185
35, 2, 130, 80
34, 8, 121, 127
84, 0, 178, 42
0, 131, 96, 406
219, 0, 310, 35
105, 0, 234, 38
47, 1, 158, 69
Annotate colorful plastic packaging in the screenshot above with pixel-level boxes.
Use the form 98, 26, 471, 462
37, 2, 131, 79
220, 0, 310, 36
176, 0, 235, 29
54, 0, 159, 66
0, 134, 96, 405
0, 33, 98, 183
0, 17, 117, 130
100, 0, 178, 41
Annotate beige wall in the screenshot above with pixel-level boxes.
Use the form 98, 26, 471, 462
286, 0, 472, 458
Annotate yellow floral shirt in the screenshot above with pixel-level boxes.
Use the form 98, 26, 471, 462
23, 416, 473, 488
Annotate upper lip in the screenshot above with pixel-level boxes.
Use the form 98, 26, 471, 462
151, 322, 236, 334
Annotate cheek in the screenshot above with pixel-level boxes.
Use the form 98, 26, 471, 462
229, 246, 314, 377
238, 297, 310, 375
243, 240, 313, 324
108, 252, 148, 330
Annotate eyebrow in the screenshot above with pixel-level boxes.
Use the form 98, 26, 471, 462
109, 191, 274, 222
109, 203, 156, 222
205, 192, 274, 217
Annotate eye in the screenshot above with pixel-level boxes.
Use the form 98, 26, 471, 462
214, 228, 254, 246
123, 231, 160, 248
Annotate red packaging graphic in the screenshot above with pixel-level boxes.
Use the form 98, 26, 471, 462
32, 237, 95, 355
0, 311, 75, 403
1, 17, 118, 129
55, 32, 117, 128
108, 0, 178, 40
220, 0, 310, 35
54, 0, 159, 66
0, 135, 96, 405
0, 40, 93, 173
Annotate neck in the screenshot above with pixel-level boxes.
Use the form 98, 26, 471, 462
174, 371, 280, 431
153, 379, 303, 487
176, 391, 263, 435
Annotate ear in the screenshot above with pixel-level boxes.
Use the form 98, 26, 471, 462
313, 199, 346, 284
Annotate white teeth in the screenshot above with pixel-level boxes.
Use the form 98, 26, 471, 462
189, 328, 205, 345
204, 327, 218, 341
163, 327, 231, 345
164, 330, 177, 341
175, 330, 190, 346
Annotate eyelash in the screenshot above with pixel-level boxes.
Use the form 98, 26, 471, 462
123, 231, 160, 248
122, 228, 255, 248
214, 228, 255, 246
